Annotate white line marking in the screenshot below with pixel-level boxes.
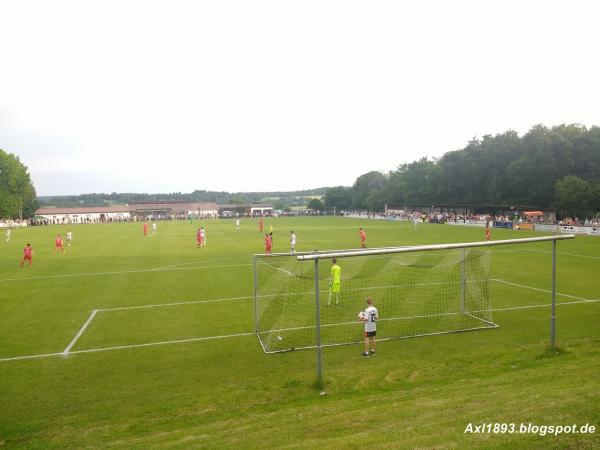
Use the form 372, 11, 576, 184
66, 332, 256, 355
0, 331, 256, 362
0, 263, 252, 283
492, 278, 593, 301
152, 256, 250, 270
266, 311, 471, 334
273, 266, 295, 277
63, 310, 98, 354
97, 278, 587, 313
2, 287, 599, 363
0, 352, 67, 362
99, 296, 253, 311
263, 325, 500, 353
490, 299, 600, 312
493, 247, 600, 261
97, 284, 445, 312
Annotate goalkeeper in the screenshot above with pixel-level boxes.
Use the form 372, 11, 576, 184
328, 258, 341, 305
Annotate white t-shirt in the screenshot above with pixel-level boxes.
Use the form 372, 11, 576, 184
364, 306, 378, 332
152, 223, 157, 231
290, 233, 296, 246
66, 232, 72, 240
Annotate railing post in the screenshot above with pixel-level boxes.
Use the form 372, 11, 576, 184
460, 248, 466, 314
315, 256, 323, 388
253, 255, 259, 335
551, 240, 557, 351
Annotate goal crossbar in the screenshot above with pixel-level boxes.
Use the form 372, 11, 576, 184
296, 235, 576, 261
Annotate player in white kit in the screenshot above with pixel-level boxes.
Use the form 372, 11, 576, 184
289, 230, 296, 253
413, 213, 419, 230
200, 227, 206, 246
360, 298, 379, 357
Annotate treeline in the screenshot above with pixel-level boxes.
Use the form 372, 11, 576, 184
38, 188, 329, 208
0, 149, 38, 219
325, 124, 600, 218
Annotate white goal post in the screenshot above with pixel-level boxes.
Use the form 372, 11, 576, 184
254, 235, 575, 387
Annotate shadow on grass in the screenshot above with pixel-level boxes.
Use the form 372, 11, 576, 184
536, 346, 571, 360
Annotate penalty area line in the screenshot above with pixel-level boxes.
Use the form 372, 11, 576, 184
63, 309, 99, 354
2, 296, 599, 363
488, 298, 600, 312
68, 332, 256, 355
491, 278, 592, 301
0, 351, 67, 362
0, 263, 253, 284
99, 295, 254, 312
0, 331, 256, 362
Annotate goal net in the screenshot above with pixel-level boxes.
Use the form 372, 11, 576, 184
254, 247, 497, 353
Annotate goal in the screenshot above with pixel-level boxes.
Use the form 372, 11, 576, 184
254, 246, 496, 354
254, 235, 575, 386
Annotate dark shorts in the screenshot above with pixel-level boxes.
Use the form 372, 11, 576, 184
365, 331, 376, 338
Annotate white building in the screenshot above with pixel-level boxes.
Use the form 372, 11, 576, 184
35, 206, 132, 224
35, 202, 219, 224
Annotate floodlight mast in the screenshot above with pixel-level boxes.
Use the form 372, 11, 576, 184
297, 234, 575, 386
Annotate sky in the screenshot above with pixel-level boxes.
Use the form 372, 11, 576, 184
1, 0, 599, 196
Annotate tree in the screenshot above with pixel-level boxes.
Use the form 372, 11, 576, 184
0, 149, 38, 219
352, 124, 600, 213
554, 175, 594, 217
390, 158, 437, 206
307, 198, 325, 211
324, 186, 352, 210
351, 171, 387, 211
273, 199, 287, 211
593, 183, 600, 215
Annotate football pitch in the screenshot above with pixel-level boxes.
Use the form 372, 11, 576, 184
0, 217, 598, 449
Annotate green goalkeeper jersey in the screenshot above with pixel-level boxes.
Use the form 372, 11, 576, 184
331, 264, 341, 284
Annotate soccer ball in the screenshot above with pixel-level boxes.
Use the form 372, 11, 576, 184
277, 335, 283, 341
358, 311, 366, 320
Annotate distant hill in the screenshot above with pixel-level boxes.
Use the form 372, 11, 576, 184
37, 188, 330, 208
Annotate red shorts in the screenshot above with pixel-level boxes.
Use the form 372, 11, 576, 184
23, 255, 32, 261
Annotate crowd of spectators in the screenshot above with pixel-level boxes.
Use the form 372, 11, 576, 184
2, 210, 599, 228
342, 210, 600, 227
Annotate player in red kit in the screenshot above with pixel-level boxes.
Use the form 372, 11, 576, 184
54, 234, 65, 253
20, 243, 33, 266
359, 227, 367, 248
485, 220, 491, 241
264, 233, 272, 257
197, 227, 202, 248
258, 218, 264, 233
143, 222, 149, 237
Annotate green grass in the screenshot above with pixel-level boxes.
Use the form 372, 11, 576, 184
0, 217, 598, 449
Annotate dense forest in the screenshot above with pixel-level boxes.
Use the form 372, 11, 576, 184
38, 188, 329, 209
325, 124, 600, 218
